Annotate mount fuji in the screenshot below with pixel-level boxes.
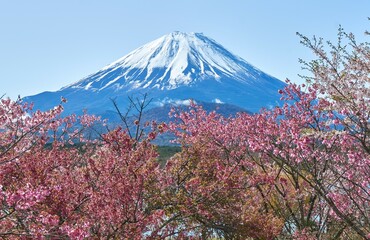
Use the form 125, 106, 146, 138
25, 32, 286, 116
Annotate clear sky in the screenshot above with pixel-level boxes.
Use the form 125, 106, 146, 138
1, 0, 369, 100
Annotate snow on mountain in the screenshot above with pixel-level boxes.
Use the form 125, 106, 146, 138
25, 31, 286, 115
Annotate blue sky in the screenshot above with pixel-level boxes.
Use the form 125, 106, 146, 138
1, 0, 369, 100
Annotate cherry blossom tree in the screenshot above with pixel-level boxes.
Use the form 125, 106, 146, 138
0, 97, 169, 239
164, 26, 369, 239
160, 104, 284, 239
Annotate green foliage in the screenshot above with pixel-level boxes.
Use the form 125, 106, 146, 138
156, 145, 181, 166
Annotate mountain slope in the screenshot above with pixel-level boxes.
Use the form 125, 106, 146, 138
25, 32, 286, 115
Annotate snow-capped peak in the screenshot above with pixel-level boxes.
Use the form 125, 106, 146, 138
26, 32, 286, 116
65, 31, 265, 92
